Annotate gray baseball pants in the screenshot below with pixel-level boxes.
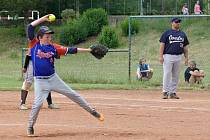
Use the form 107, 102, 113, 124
28, 73, 94, 128
162, 54, 182, 94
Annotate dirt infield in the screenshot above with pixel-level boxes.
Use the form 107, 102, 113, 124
0, 90, 210, 140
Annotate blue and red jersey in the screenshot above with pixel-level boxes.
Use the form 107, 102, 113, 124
27, 24, 77, 77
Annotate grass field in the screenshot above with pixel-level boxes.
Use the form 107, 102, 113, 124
1, 17, 210, 90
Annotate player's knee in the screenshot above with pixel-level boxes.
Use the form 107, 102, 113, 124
21, 81, 32, 91
200, 70, 204, 74
194, 70, 199, 73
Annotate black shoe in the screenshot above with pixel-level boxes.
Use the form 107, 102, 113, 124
162, 92, 168, 99
91, 109, 104, 121
27, 127, 34, 137
169, 93, 180, 99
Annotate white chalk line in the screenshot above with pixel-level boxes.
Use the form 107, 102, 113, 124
56, 101, 210, 112
53, 95, 210, 103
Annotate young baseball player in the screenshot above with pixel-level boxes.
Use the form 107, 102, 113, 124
20, 55, 59, 110
159, 17, 189, 99
27, 14, 104, 137
136, 58, 153, 81
184, 60, 205, 84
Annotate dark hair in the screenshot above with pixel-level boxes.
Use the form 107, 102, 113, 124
36, 30, 44, 39
190, 61, 196, 67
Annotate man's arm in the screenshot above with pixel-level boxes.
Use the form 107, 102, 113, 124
183, 46, 189, 65
159, 42, 165, 64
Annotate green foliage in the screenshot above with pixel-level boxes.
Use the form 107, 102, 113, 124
120, 18, 140, 36
82, 8, 108, 36
98, 26, 119, 49
61, 9, 76, 23
59, 19, 88, 45
59, 8, 108, 45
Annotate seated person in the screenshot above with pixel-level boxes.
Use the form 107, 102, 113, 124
184, 61, 205, 84
136, 58, 153, 81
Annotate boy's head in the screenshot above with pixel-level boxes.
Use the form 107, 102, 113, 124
139, 58, 146, 65
189, 61, 196, 70
37, 26, 54, 44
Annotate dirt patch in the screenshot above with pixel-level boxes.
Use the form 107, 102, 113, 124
0, 90, 210, 140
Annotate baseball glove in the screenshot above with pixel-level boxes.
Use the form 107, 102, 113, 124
90, 44, 108, 59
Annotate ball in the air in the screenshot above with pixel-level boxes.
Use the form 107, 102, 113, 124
48, 14, 56, 22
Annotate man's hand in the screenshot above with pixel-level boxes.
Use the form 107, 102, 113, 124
22, 68, 27, 73
159, 56, 164, 64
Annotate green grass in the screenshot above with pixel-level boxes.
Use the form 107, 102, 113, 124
1, 17, 210, 90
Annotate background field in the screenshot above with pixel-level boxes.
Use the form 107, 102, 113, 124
1, 16, 210, 90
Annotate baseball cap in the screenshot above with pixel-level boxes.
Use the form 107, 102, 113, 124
171, 17, 181, 23
36, 26, 54, 38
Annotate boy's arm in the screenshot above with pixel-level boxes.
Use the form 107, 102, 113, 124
27, 15, 51, 41
30, 15, 50, 27
189, 71, 203, 77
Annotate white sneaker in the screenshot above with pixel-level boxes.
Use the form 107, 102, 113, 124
48, 104, 59, 109
20, 104, 28, 110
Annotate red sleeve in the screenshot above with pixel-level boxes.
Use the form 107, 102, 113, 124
28, 38, 38, 49
52, 43, 68, 56
26, 38, 38, 55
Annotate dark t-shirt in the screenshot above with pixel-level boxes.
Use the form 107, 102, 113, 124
184, 67, 199, 82
159, 29, 189, 55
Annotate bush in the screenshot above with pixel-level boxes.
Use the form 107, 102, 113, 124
59, 19, 88, 45
98, 26, 119, 49
82, 8, 108, 36
61, 9, 76, 23
120, 18, 140, 36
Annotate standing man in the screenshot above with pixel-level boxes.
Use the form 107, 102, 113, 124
159, 17, 189, 99
27, 14, 104, 137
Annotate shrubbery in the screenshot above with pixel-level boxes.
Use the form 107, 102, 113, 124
61, 9, 76, 24
59, 8, 108, 45
120, 18, 140, 36
59, 19, 88, 45
98, 26, 119, 49
81, 8, 108, 36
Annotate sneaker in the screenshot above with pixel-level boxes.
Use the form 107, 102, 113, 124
27, 127, 34, 137
20, 104, 28, 110
169, 93, 180, 99
91, 110, 104, 121
48, 104, 59, 109
162, 92, 168, 99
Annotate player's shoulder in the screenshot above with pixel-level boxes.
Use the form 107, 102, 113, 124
28, 38, 39, 49
50, 42, 64, 48
185, 67, 191, 71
